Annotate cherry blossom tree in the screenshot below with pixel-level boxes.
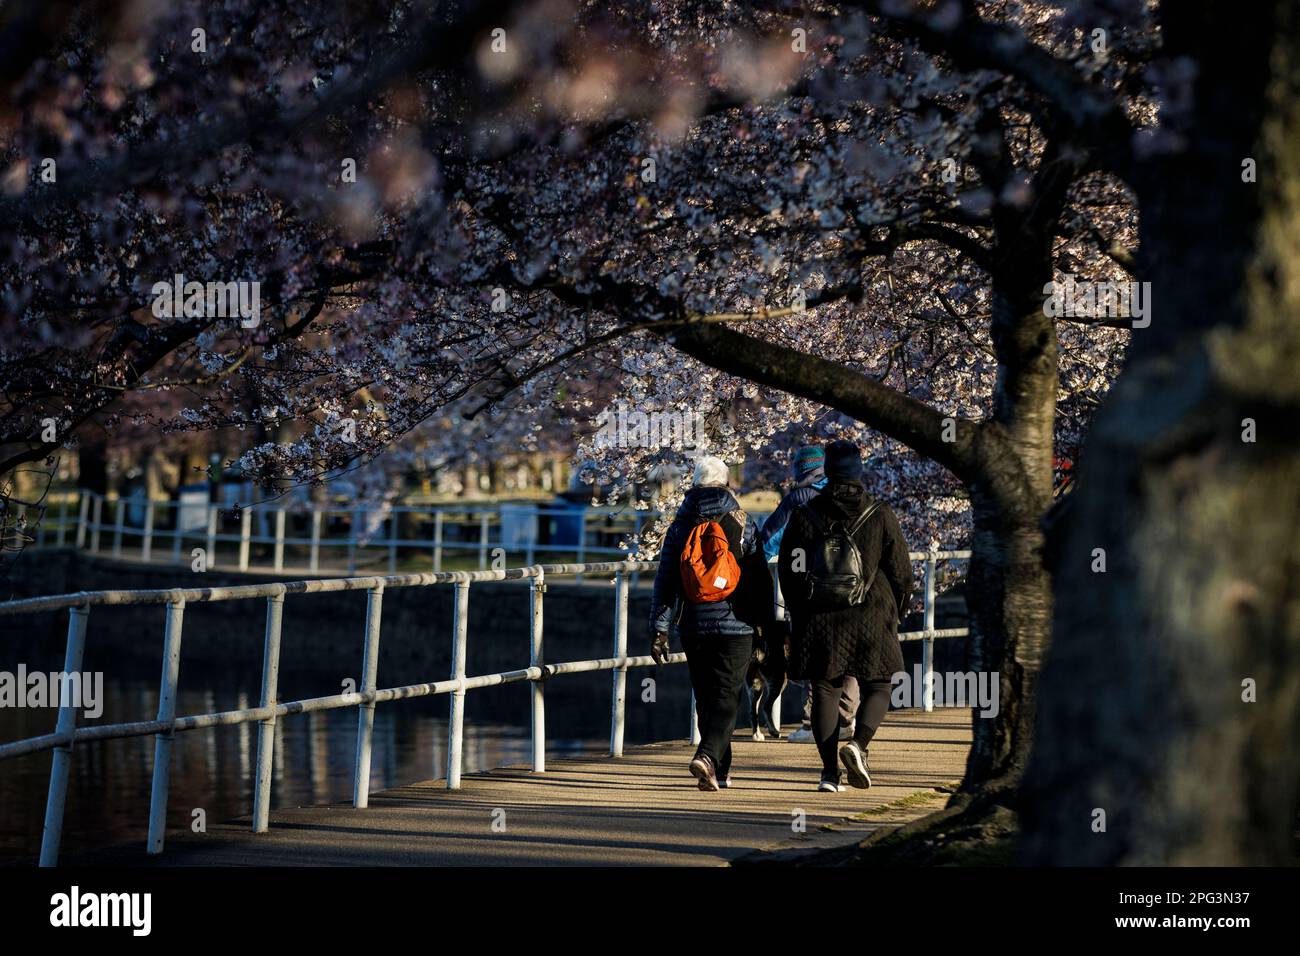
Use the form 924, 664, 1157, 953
0, 0, 1150, 798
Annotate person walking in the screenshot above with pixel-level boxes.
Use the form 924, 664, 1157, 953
778, 440, 913, 792
649, 456, 758, 791
758, 445, 859, 743
758, 445, 827, 560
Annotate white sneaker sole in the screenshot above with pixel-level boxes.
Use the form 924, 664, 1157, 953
690, 758, 720, 792
839, 744, 872, 789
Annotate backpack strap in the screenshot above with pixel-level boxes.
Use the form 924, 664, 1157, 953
723, 508, 748, 551
803, 500, 878, 536
800, 503, 828, 535
691, 509, 745, 552
846, 501, 881, 536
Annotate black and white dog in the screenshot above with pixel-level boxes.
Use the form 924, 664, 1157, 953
746, 621, 789, 740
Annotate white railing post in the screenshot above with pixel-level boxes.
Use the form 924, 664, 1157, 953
75, 491, 89, 549
432, 511, 444, 572
769, 559, 785, 732
690, 690, 701, 746
147, 600, 186, 854
171, 502, 184, 565
204, 504, 218, 569
529, 570, 545, 772
238, 508, 252, 571
89, 494, 102, 553
446, 581, 470, 789
38, 605, 89, 867
111, 497, 124, 558
347, 507, 359, 574
253, 592, 284, 832
575, 512, 586, 582
309, 509, 322, 573
273, 509, 286, 572
55, 497, 68, 548
387, 515, 398, 574
631, 513, 642, 587
353, 585, 385, 808
610, 571, 629, 757
477, 512, 488, 569
923, 554, 937, 713
142, 501, 155, 562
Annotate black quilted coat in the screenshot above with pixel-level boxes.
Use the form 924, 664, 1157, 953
777, 480, 913, 681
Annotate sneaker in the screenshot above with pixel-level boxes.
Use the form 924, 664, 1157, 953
787, 726, 815, 743
839, 741, 872, 789
689, 754, 721, 792
719, 776, 734, 789
818, 775, 845, 793
838, 720, 856, 741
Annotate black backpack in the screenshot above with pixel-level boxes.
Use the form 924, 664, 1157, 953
802, 501, 881, 610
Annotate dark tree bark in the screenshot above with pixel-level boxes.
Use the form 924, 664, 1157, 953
1021, 0, 1300, 864
962, 267, 1058, 784
76, 430, 109, 497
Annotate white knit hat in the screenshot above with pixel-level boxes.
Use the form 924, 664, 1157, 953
692, 455, 729, 488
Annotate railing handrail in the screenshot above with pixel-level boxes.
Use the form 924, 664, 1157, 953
0, 560, 657, 616
0, 552, 971, 617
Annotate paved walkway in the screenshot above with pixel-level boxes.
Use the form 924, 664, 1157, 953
86, 709, 971, 866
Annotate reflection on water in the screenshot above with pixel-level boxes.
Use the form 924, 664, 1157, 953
0, 669, 692, 865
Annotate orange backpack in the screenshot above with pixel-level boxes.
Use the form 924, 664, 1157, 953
680, 517, 742, 603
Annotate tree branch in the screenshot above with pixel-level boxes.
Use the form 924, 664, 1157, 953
656, 320, 979, 480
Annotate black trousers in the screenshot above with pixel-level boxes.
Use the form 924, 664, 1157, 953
682, 632, 752, 778
799, 676, 860, 727
811, 677, 892, 778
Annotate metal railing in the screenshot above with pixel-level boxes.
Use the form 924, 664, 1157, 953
26, 489, 662, 575
0, 549, 970, 867
0, 560, 671, 866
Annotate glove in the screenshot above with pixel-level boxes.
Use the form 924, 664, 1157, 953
651, 631, 671, 665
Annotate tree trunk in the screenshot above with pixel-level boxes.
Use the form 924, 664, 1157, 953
963, 487, 1052, 783
962, 276, 1058, 785
76, 430, 109, 496
1020, 0, 1299, 864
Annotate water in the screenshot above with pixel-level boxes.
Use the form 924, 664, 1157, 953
0, 665, 696, 865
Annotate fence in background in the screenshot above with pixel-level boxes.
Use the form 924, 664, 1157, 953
22, 489, 662, 576
0, 544, 970, 866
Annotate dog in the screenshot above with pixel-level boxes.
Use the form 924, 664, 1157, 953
745, 621, 789, 740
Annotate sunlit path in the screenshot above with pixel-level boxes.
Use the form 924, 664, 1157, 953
71, 710, 971, 866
